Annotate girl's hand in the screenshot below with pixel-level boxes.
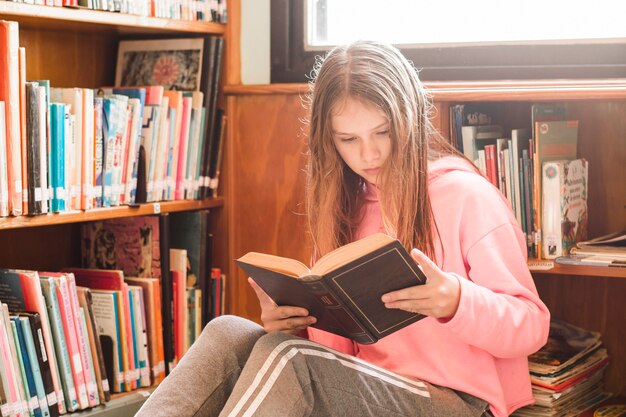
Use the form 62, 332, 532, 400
381, 248, 461, 320
248, 277, 317, 334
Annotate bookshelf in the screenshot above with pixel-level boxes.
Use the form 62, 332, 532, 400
0, 1, 231, 415
222, 80, 626, 400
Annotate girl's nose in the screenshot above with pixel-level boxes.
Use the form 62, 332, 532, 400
361, 139, 380, 163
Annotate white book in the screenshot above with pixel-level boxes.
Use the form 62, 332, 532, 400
90, 291, 124, 393
82, 89, 95, 211
542, 159, 588, 259
0, 102, 9, 216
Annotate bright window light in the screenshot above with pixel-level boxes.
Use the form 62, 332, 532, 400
307, 0, 626, 49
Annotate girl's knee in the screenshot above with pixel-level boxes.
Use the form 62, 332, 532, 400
197, 315, 265, 348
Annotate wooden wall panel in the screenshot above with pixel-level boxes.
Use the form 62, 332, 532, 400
227, 94, 310, 320
20, 28, 117, 88
0, 224, 81, 271
535, 275, 626, 395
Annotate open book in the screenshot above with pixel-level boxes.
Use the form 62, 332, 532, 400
235, 233, 427, 344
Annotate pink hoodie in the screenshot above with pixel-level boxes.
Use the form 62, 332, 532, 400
308, 156, 550, 417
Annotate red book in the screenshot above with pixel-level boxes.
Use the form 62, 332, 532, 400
484, 144, 498, 187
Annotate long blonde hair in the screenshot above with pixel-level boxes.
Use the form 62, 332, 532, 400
305, 41, 459, 259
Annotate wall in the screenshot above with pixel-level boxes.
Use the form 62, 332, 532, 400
240, 0, 271, 84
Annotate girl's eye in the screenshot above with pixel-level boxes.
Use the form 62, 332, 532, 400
377, 130, 390, 136
339, 136, 356, 142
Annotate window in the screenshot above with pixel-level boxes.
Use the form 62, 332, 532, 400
271, 0, 626, 83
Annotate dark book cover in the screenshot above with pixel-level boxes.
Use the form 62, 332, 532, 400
236, 239, 427, 344
207, 109, 225, 197
169, 210, 210, 326
25, 81, 42, 215
199, 37, 224, 199
159, 213, 174, 375
21, 312, 60, 417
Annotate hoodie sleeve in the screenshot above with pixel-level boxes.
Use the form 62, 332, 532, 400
439, 176, 550, 358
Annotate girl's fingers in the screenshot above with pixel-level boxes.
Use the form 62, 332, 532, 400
410, 248, 441, 278
248, 277, 276, 306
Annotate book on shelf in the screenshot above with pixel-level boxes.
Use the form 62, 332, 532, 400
533, 119, 579, 259
0, 20, 23, 216
514, 320, 611, 417
541, 159, 588, 259
576, 230, 626, 249
461, 124, 504, 163
236, 233, 427, 345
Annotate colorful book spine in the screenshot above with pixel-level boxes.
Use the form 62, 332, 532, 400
76, 287, 111, 402
49, 103, 66, 213
55, 276, 89, 409
66, 275, 98, 407
39, 278, 78, 412
19, 316, 51, 417
12, 318, 42, 417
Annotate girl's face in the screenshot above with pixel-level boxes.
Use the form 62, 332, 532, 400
331, 97, 392, 186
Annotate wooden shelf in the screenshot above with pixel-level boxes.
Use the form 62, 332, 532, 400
0, 198, 224, 230
0, 2, 226, 34
224, 80, 626, 102
530, 260, 626, 279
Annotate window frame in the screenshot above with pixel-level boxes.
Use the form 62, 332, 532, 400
271, 0, 626, 83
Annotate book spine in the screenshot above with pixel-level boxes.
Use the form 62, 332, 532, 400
66, 276, 98, 407
77, 309, 99, 406
78, 288, 111, 402
299, 280, 375, 345
25, 314, 59, 417
11, 318, 42, 417
89, 291, 123, 394
55, 277, 89, 409
19, 317, 50, 417
40, 279, 78, 412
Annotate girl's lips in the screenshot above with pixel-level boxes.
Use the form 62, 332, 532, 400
364, 168, 380, 175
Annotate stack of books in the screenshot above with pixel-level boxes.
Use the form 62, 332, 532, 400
513, 320, 611, 417
555, 231, 626, 268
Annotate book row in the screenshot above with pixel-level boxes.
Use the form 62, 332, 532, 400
451, 104, 587, 260
0, 264, 225, 417
4, 0, 227, 23
0, 21, 226, 218
0, 212, 225, 416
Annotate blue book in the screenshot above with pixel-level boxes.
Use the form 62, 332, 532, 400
39, 277, 79, 412
49, 103, 66, 213
12, 317, 43, 417
20, 316, 51, 417
127, 288, 139, 386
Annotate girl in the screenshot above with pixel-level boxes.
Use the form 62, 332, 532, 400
137, 41, 550, 417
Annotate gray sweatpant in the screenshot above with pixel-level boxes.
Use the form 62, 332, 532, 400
135, 315, 490, 417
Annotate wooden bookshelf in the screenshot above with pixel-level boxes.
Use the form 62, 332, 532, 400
0, 198, 224, 230
0, 1, 233, 415
223, 79, 626, 396
0, 2, 226, 35
530, 262, 626, 279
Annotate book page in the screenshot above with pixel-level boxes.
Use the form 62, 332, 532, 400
236, 252, 311, 277
312, 233, 395, 275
